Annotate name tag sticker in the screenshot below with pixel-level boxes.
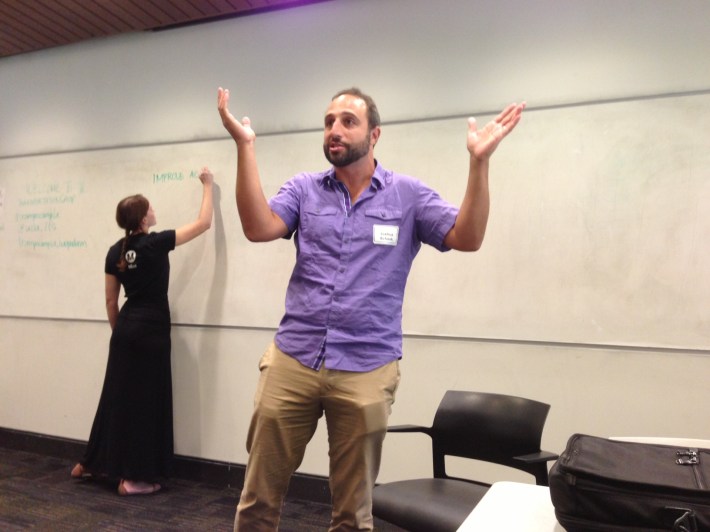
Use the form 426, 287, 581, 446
373, 224, 399, 246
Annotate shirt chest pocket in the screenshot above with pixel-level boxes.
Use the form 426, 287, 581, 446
364, 208, 403, 246
300, 205, 341, 241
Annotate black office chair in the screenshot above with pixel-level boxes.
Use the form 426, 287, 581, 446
372, 390, 559, 532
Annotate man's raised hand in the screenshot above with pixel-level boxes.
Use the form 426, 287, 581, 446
467, 102, 526, 161
217, 87, 256, 145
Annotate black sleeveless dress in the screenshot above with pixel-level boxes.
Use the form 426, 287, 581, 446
81, 230, 176, 482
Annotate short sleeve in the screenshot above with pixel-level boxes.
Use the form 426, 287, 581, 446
105, 239, 122, 275
150, 230, 176, 252
268, 174, 306, 235
414, 181, 459, 251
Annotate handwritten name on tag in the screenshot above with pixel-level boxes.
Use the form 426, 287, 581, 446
373, 224, 399, 246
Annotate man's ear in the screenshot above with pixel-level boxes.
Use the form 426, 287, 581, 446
370, 126, 381, 147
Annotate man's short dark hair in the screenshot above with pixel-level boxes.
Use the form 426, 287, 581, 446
331, 87, 381, 130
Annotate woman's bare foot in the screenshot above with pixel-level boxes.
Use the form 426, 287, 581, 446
70, 463, 92, 479
117, 479, 161, 496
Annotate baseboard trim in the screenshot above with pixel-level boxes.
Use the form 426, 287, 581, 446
0, 426, 332, 504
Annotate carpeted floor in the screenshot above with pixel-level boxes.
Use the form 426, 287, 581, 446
0, 446, 405, 531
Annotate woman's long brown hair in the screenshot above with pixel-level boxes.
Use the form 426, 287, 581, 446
115, 194, 149, 272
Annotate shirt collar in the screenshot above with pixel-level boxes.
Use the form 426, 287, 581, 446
320, 160, 387, 191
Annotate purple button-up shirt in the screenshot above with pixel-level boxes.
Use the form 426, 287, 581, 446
269, 162, 459, 372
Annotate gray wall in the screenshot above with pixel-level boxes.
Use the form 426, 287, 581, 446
1, 0, 709, 484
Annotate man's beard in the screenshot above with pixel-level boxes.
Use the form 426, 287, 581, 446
323, 136, 370, 167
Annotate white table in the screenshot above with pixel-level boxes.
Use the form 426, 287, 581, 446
457, 481, 565, 531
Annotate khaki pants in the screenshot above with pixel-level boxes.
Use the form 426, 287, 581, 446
234, 342, 400, 532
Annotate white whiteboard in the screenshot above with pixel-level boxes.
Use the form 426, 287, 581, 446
1, 93, 708, 349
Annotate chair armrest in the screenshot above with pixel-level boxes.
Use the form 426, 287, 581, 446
386, 424, 431, 434
513, 450, 559, 464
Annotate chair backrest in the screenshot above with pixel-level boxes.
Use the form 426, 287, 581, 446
429, 390, 551, 481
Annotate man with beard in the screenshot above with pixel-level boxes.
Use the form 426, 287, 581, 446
217, 87, 525, 531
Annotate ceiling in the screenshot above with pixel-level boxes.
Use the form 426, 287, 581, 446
0, 0, 330, 59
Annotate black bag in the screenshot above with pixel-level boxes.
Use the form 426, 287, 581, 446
549, 434, 710, 531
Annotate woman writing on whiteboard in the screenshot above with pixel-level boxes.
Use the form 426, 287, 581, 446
70, 167, 214, 496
